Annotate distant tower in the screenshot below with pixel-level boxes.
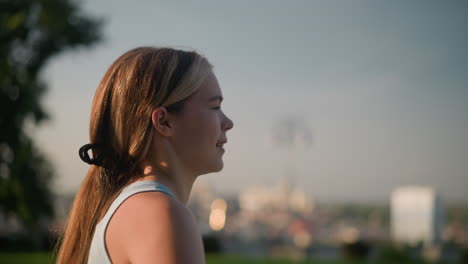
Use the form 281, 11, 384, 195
390, 186, 443, 246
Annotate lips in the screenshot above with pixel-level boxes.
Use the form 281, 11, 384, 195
216, 140, 227, 148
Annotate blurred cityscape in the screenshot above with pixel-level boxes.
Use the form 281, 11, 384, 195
2, 1, 467, 263
187, 182, 467, 263
2, 180, 467, 263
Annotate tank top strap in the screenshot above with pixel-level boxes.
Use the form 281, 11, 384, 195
100, 180, 176, 225
88, 181, 176, 264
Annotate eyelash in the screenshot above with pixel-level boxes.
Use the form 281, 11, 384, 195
212, 106, 221, 110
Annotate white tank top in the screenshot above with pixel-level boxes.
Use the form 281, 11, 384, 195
87, 180, 176, 264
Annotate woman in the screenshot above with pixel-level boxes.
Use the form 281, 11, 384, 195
56, 47, 234, 264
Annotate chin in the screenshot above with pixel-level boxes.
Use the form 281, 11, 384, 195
209, 160, 224, 173
195, 161, 224, 176
211, 161, 224, 173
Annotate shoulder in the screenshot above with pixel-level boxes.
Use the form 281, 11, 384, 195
106, 191, 205, 264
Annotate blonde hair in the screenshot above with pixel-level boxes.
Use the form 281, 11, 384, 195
56, 47, 212, 264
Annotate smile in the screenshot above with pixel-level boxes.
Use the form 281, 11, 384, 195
216, 145, 225, 152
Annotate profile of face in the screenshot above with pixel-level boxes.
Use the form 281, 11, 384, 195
154, 71, 234, 176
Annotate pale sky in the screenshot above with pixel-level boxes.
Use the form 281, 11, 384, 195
34, 1, 468, 204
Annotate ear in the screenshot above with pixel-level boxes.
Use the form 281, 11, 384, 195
151, 107, 174, 137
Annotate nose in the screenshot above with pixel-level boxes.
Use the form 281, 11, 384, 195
222, 113, 234, 131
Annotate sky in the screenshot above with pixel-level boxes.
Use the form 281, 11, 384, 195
34, 1, 468, 204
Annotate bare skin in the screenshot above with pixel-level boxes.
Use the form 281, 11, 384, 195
105, 190, 205, 264
104, 71, 233, 264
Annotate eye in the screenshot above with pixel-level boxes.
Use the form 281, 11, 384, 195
211, 106, 221, 110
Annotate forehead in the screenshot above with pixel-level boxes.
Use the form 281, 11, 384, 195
194, 72, 222, 101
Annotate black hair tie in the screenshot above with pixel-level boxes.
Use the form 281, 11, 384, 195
79, 144, 103, 166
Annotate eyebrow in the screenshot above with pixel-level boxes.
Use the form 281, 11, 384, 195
209, 95, 223, 102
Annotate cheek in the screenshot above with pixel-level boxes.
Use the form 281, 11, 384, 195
192, 114, 219, 147
175, 112, 218, 150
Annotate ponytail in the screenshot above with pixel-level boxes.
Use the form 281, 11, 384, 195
56, 167, 109, 263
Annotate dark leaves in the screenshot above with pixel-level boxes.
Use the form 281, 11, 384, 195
0, 0, 103, 228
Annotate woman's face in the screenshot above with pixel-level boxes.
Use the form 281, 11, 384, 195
170, 71, 234, 176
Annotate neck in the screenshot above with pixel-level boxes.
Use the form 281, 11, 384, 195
134, 161, 196, 205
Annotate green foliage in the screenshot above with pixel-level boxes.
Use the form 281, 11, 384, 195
0, 252, 55, 264
460, 247, 468, 264
340, 240, 371, 261
0, 252, 447, 264
378, 245, 413, 262
0, 0, 102, 227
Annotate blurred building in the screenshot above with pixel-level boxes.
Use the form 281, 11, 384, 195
391, 186, 443, 246
238, 181, 314, 215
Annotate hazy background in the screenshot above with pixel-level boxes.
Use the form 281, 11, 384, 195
34, 1, 467, 204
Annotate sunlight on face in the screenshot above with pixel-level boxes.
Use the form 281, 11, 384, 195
171, 71, 234, 176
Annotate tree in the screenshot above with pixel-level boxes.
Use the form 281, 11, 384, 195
0, 0, 102, 228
